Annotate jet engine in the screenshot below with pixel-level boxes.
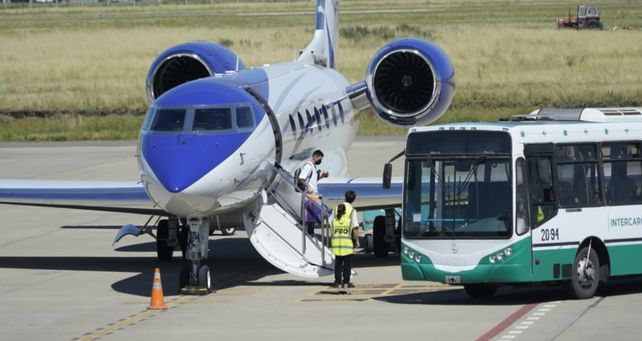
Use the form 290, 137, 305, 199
146, 42, 246, 101
363, 38, 455, 126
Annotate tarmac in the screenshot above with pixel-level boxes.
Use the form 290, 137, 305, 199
1, 137, 642, 340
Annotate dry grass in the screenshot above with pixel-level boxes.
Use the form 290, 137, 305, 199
0, 0, 641, 140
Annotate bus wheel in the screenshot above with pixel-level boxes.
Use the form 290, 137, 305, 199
373, 216, 388, 258
464, 284, 497, 298
565, 246, 600, 299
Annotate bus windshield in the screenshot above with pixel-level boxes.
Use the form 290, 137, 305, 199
404, 156, 512, 239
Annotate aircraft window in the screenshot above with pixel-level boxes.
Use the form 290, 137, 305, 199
314, 107, 322, 131
297, 112, 305, 136
151, 109, 186, 132
236, 106, 254, 128
289, 115, 297, 137
193, 108, 232, 131
322, 106, 330, 129
306, 109, 313, 134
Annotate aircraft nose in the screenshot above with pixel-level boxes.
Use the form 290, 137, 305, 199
142, 133, 246, 193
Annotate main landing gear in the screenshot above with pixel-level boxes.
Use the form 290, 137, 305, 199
156, 217, 213, 295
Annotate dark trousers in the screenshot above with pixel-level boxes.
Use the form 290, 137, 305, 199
334, 254, 352, 285
306, 222, 316, 235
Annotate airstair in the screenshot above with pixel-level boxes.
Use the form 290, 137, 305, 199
243, 162, 335, 278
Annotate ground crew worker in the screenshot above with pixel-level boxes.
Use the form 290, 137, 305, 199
330, 190, 359, 294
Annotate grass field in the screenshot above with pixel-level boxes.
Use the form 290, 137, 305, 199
1, 0, 641, 140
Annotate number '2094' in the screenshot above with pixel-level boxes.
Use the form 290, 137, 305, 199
540, 228, 559, 241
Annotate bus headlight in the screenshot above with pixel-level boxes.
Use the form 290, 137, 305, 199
414, 254, 422, 263
489, 255, 497, 264
409, 251, 415, 260
403, 246, 409, 255
496, 252, 504, 261
504, 247, 513, 257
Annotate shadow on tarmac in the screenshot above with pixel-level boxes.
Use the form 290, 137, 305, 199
0, 236, 401, 297
0, 237, 279, 297
375, 277, 642, 305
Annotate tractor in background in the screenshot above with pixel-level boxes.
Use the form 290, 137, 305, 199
556, 5, 603, 30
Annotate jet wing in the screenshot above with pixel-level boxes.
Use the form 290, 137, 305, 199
0, 179, 165, 215
317, 176, 403, 210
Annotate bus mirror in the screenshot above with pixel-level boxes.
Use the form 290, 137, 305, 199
383, 163, 392, 189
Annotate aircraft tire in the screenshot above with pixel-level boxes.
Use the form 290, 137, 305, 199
179, 264, 190, 289
221, 227, 236, 236
198, 265, 213, 293
373, 215, 388, 258
156, 219, 173, 262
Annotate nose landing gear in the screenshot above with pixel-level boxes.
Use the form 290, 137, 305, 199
178, 217, 214, 295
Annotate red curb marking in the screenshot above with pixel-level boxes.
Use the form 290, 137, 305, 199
476, 302, 539, 341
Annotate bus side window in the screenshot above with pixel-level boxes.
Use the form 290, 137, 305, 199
526, 157, 558, 227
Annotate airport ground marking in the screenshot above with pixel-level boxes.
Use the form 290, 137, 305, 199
475, 302, 539, 341
496, 301, 562, 340
297, 282, 456, 303
75, 296, 197, 341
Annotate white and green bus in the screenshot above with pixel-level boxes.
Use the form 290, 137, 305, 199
398, 107, 642, 298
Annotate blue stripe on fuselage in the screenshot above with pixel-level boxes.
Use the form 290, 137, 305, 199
0, 187, 149, 201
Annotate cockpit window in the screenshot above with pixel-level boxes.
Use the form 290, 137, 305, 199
151, 109, 186, 132
236, 106, 254, 128
193, 108, 232, 131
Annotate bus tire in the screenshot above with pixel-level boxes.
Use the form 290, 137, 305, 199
373, 215, 388, 258
464, 284, 497, 298
565, 246, 600, 299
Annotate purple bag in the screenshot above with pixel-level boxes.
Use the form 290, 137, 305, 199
303, 195, 322, 223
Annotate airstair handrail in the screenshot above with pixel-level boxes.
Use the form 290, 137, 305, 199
266, 161, 333, 267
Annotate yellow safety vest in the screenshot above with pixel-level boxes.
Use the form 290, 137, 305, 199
331, 205, 354, 256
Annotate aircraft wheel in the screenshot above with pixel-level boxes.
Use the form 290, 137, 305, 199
221, 227, 236, 236
179, 264, 191, 290
565, 246, 600, 299
156, 219, 173, 262
198, 265, 213, 293
373, 216, 388, 258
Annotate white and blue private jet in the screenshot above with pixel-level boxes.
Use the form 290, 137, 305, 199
0, 0, 454, 294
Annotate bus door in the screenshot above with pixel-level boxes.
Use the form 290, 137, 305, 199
524, 143, 558, 277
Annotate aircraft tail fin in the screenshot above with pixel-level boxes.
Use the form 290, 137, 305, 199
297, 0, 339, 68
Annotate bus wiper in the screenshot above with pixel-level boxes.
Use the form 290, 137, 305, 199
452, 155, 486, 233
455, 154, 486, 199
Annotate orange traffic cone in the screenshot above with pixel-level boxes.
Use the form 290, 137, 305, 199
147, 268, 167, 310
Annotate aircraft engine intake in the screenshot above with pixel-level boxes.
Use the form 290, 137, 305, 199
146, 42, 246, 101
365, 38, 455, 126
